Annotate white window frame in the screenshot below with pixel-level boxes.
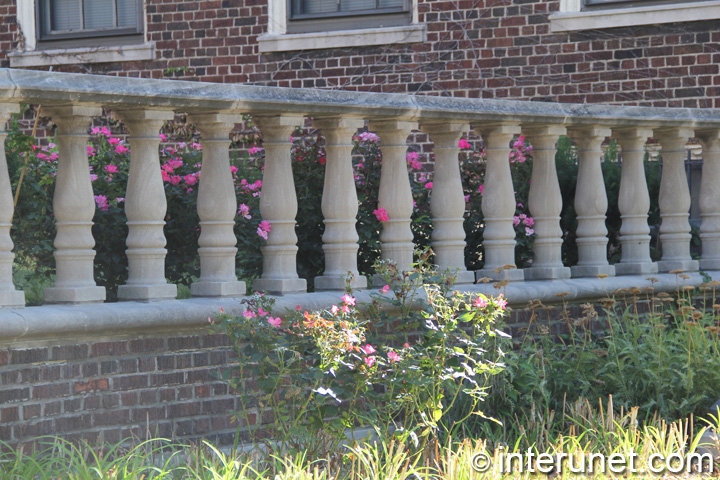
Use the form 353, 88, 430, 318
258, 0, 425, 53
549, 0, 720, 32
9, 1, 154, 68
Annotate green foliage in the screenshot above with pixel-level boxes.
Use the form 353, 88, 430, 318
215, 255, 508, 460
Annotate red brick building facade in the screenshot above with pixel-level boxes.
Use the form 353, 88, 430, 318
1, 1, 719, 107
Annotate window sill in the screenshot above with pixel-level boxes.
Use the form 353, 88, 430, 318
258, 24, 426, 53
549, 0, 720, 32
8, 42, 155, 68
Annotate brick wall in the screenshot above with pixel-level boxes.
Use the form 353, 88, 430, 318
1, 1, 717, 107
0, 330, 247, 449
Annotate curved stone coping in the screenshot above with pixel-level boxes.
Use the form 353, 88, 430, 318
2, 68, 720, 128
1, 271, 716, 344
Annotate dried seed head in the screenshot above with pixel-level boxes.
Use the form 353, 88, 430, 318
596, 274, 609, 279
670, 269, 685, 274
646, 277, 659, 284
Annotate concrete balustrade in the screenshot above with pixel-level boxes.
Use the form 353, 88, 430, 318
2, 68, 720, 311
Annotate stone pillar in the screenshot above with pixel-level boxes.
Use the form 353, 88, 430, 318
188, 114, 246, 297
523, 125, 571, 280
568, 127, 615, 277
252, 115, 307, 295
654, 128, 699, 273
698, 130, 720, 270
43, 106, 106, 304
474, 124, 524, 282
421, 122, 474, 284
115, 109, 178, 301
613, 128, 658, 275
313, 116, 367, 291
0, 104, 25, 307
370, 120, 417, 272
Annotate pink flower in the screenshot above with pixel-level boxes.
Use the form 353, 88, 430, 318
373, 208, 389, 223
513, 216, 521, 227
525, 227, 535, 236
364, 356, 376, 368
424, 182, 433, 190
238, 203, 251, 219
104, 164, 119, 173
387, 351, 401, 363
169, 175, 182, 185
318, 156, 326, 165
159, 133, 168, 142
458, 139, 472, 150
358, 131, 380, 143
473, 296, 488, 308
464, 195, 470, 203
267, 317, 282, 328
107, 137, 121, 146
403, 342, 411, 349
497, 295, 508, 310
190, 142, 202, 151
184, 174, 198, 186
94, 195, 109, 211
242, 310, 256, 319
87, 145, 96, 157
380, 285, 390, 294
257, 220, 271, 240
257, 307, 269, 316
523, 216, 534, 227
248, 146, 264, 155
230, 166, 238, 175
161, 170, 170, 182
361, 344, 376, 355
177, 142, 187, 150
114, 144, 129, 155
257, 227, 268, 240
90, 174, 98, 182
330, 305, 339, 315
341, 294, 356, 306
91, 126, 111, 136
116, 197, 125, 203
478, 184, 485, 194
341, 305, 350, 314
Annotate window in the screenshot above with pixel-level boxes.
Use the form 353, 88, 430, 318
549, 0, 720, 32
258, 0, 424, 52
37, 0, 143, 42
286, 0, 412, 33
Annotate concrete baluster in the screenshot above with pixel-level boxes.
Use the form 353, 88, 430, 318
475, 124, 525, 282
568, 127, 615, 277
524, 125, 571, 280
613, 128, 658, 275
655, 127, 698, 272
0, 104, 25, 307
370, 120, 417, 272
188, 114, 246, 297
115, 109, 178, 301
697, 130, 720, 270
421, 122, 474, 284
43, 106, 106, 304
313, 116, 367, 291
252, 115, 307, 294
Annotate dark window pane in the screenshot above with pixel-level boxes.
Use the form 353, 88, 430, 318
84, 0, 115, 29
117, 0, 138, 27
50, 0, 82, 31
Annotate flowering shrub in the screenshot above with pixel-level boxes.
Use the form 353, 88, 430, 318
215, 256, 508, 458
459, 135, 536, 269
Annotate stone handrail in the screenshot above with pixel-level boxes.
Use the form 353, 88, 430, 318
1, 68, 720, 342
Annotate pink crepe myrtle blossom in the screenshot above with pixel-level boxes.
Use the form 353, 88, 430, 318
107, 137, 121, 146
177, 142, 187, 150
104, 164, 119, 174
169, 175, 182, 185
116, 197, 125, 203
424, 182, 433, 190
406, 152, 422, 170
90, 173, 99, 182
184, 174, 198, 186
87, 145, 96, 157
387, 351, 401, 363
523, 216, 535, 227
341, 294, 356, 306
267, 317, 282, 328
161, 170, 170, 182
525, 227, 535, 236
94, 195, 109, 211
478, 184, 485, 194
248, 146, 264, 155
230, 166, 238, 175
159, 133, 168, 142
373, 208, 389, 222
190, 142, 202, 151
91, 126, 112, 136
